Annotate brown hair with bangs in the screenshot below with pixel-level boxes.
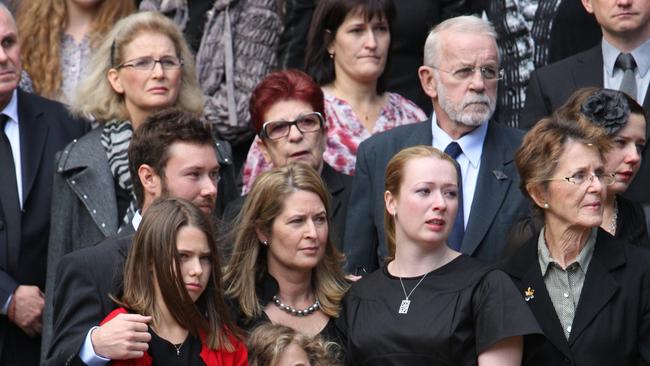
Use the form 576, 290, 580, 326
515, 116, 611, 218
119, 198, 238, 351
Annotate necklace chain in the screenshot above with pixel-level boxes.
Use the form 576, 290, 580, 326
609, 199, 618, 234
272, 295, 320, 317
398, 272, 430, 301
172, 341, 184, 356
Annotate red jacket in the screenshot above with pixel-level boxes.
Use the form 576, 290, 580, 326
101, 308, 248, 366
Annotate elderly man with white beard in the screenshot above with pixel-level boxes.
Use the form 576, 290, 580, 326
343, 15, 529, 274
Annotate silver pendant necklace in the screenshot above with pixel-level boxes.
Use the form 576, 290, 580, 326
172, 341, 183, 356
397, 270, 429, 314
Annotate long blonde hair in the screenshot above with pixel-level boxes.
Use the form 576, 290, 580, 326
223, 164, 349, 319
71, 11, 203, 123
16, 0, 135, 98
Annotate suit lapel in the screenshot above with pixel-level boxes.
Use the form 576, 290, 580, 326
321, 164, 343, 219
504, 240, 574, 358
462, 122, 513, 255
568, 230, 623, 345
17, 90, 47, 205
572, 45, 604, 89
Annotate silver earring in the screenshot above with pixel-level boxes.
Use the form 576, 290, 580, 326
543, 203, 549, 209
262, 240, 269, 246
329, 53, 334, 59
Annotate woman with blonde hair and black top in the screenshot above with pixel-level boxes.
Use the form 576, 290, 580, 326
104, 197, 248, 365
224, 163, 349, 341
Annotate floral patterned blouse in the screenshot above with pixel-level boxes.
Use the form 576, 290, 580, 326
241, 91, 426, 193
60, 34, 91, 104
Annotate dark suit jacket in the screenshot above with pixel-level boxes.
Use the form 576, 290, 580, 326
44, 229, 134, 366
501, 229, 650, 365
0, 90, 88, 365
222, 163, 351, 257
343, 120, 528, 273
520, 44, 650, 204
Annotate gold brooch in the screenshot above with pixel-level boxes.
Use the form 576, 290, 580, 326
524, 287, 535, 302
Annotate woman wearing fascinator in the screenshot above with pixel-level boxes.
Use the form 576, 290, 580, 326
556, 88, 649, 247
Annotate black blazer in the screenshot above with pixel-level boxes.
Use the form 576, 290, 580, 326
343, 120, 529, 273
0, 90, 88, 365
501, 228, 650, 365
520, 44, 650, 204
44, 229, 134, 366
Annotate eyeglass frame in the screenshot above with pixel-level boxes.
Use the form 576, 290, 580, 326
114, 56, 184, 71
259, 112, 325, 140
542, 172, 616, 186
429, 64, 504, 81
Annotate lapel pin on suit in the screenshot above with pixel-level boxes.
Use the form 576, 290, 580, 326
524, 287, 535, 302
492, 170, 508, 180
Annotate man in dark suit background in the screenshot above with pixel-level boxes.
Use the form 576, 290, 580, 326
0, 4, 88, 365
344, 15, 528, 274
45, 109, 221, 366
520, 0, 650, 205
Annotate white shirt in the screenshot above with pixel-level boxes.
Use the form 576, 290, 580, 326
430, 112, 488, 228
2, 89, 23, 208
602, 37, 650, 102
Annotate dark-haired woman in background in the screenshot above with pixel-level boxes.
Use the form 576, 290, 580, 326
557, 88, 649, 247
242, 0, 425, 192
106, 198, 247, 365
501, 116, 650, 365
506, 88, 649, 252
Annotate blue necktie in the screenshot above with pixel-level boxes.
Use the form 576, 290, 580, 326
444, 142, 464, 251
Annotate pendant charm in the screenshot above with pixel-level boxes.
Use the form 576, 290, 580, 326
398, 299, 411, 314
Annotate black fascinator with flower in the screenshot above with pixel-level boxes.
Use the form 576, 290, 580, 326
580, 89, 631, 135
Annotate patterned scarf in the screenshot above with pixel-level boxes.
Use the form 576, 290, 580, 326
101, 120, 137, 229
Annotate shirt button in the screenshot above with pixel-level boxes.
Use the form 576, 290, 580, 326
563, 293, 569, 298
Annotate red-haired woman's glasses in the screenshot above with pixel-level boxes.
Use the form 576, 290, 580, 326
260, 112, 324, 140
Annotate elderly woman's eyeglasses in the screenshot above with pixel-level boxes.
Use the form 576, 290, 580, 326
260, 112, 324, 140
115, 56, 184, 71
430, 65, 504, 81
544, 172, 616, 186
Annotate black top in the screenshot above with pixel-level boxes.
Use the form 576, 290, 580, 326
227, 271, 339, 342
148, 329, 203, 366
337, 255, 541, 366
615, 195, 650, 249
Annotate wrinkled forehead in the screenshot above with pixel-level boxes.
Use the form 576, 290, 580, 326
0, 6, 17, 35
439, 31, 499, 66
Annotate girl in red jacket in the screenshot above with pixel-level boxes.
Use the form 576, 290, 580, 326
102, 198, 248, 365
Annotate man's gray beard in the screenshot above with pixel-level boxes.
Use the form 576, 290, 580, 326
437, 83, 496, 127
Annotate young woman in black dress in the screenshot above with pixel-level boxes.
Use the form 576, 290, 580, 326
336, 146, 541, 365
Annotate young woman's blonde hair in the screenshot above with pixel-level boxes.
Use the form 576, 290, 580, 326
383, 145, 459, 260
17, 0, 135, 98
248, 323, 341, 366
223, 163, 349, 319
71, 11, 203, 123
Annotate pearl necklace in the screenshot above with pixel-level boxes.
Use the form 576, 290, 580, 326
609, 199, 618, 234
272, 295, 320, 317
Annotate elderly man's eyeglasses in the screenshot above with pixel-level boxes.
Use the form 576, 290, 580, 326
431, 65, 504, 81
116, 56, 184, 71
260, 112, 324, 140
544, 172, 616, 186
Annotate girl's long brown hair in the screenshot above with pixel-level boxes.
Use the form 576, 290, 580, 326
120, 198, 239, 350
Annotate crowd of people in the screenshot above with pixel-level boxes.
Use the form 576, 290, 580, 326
0, 0, 649, 365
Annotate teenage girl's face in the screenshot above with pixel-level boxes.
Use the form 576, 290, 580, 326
176, 225, 212, 302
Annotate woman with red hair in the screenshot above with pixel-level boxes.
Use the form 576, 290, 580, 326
224, 69, 351, 252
